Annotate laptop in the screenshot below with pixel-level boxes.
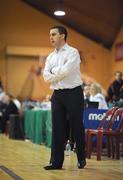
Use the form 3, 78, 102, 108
87, 101, 99, 108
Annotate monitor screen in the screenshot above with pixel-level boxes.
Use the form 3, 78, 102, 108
87, 101, 99, 108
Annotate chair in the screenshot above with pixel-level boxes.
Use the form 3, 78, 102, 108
86, 107, 118, 160
105, 108, 123, 159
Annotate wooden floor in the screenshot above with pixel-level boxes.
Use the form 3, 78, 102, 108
0, 135, 123, 180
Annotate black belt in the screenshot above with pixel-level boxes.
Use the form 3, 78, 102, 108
54, 85, 82, 92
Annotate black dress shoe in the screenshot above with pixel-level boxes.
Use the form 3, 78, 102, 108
44, 165, 62, 170
77, 160, 86, 169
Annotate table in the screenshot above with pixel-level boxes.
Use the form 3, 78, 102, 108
24, 109, 52, 147
24, 108, 120, 147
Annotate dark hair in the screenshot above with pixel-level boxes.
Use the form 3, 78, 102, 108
50, 26, 68, 41
115, 71, 122, 76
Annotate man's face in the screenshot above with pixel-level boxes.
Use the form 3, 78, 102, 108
49, 28, 64, 48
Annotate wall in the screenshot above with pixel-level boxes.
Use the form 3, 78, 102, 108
0, 0, 111, 100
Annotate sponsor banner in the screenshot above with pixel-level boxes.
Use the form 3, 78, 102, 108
83, 108, 119, 129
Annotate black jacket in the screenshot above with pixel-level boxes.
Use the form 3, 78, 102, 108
106, 79, 123, 102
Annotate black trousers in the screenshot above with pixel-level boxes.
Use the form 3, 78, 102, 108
50, 86, 85, 167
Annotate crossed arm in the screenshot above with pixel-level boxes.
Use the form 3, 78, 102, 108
43, 50, 80, 83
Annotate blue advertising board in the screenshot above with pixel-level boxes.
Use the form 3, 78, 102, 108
83, 108, 107, 129
83, 108, 120, 130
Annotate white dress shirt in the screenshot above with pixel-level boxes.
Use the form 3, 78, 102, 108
43, 43, 82, 90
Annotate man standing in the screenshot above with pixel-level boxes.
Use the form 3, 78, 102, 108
43, 26, 86, 170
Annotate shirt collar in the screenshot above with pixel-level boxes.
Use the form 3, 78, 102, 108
54, 43, 69, 53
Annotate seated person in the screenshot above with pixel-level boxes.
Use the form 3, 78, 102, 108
83, 85, 90, 108
89, 83, 108, 109
0, 94, 20, 133
106, 71, 123, 103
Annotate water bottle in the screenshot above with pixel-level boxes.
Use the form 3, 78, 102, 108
65, 140, 71, 156
73, 143, 76, 153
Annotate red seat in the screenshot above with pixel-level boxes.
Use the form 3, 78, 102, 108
106, 108, 123, 159
86, 107, 119, 160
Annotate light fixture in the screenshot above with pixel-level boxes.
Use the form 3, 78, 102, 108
54, 10, 65, 16
54, 0, 66, 16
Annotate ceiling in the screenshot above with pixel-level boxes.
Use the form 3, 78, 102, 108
22, 0, 123, 49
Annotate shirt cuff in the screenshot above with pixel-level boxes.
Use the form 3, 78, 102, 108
51, 67, 61, 75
